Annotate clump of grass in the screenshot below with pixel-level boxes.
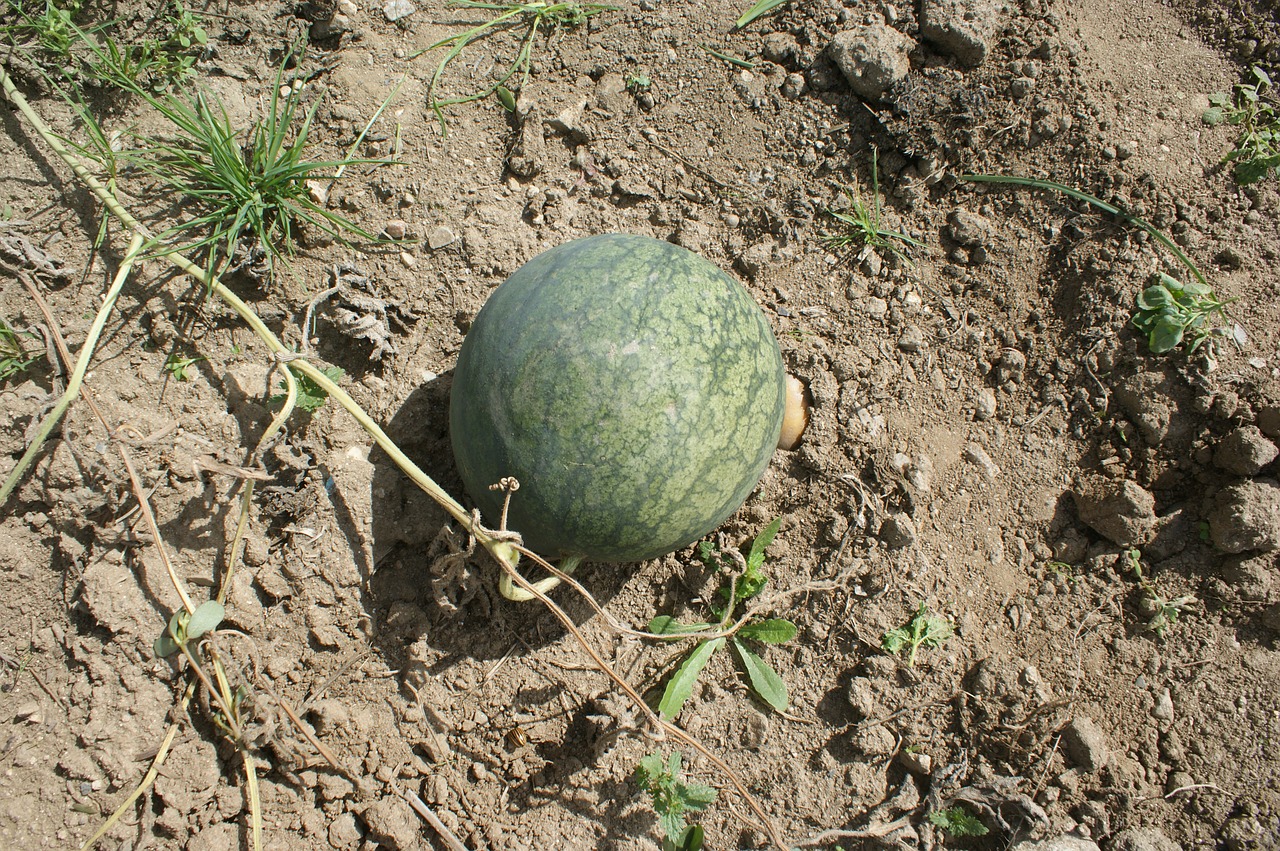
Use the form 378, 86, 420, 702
823, 147, 925, 265
1204, 66, 1280, 185
413, 0, 614, 133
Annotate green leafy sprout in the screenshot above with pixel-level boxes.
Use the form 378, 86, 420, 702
1125, 549, 1197, 640
625, 72, 651, 92
1131, 272, 1234, 354
881, 603, 952, 667
413, 1, 614, 134
271, 364, 344, 413
1204, 66, 1280, 185
649, 517, 796, 718
928, 805, 989, 837
1, 0, 83, 61
153, 599, 224, 658
634, 751, 717, 850
0, 318, 42, 381
823, 146, 925, 265
163, 352, 204, 381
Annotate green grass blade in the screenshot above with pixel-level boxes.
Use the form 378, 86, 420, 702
959, 173, 1206, 286
735, 0, 787, 29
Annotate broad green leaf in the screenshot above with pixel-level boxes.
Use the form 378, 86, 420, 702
731, 639, 788, 711
153, 631, 180, 658
657, 637, 725, 719
746, 516, 782, 571
1149, 314, 1185, 353
1136, 284, 1173, 311
738, 618, 798, 644
1202, 107, 1225, 125
186, 600, 225, 640
881, 628, 909, 655
659, 810, 686, 845
679, 782, 717, 811
673, 824, 706, 851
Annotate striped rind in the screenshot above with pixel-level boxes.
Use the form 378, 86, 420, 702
450, 234, 786, 563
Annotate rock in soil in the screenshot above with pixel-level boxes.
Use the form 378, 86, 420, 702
1208, 479, 1280, 553
1072, 476, 1157, 547
1061, 716, 1110, 772
920, 0, 1003, 66
825, 24, 914, 100
1009, 836, 1101, 851
1213, 425, 1279, 476
1111, 826, 1182, 851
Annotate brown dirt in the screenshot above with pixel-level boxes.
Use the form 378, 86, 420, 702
1, 0, 1279, 849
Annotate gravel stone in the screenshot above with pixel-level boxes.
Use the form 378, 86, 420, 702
879, 513, 917, 548
920, 0, 1003, 66
1208, 479, 1280, 553
427, 225, 457, 250
328, 812, 363, 848
1151, 687, 1174, 721
974, 387, 998, 420
898, 325, 926, 352
1072, 476, 1158, 547
1111, 827, 1182, 851
849, 723, 896, 756
1061, 716, 1110, 771
361, 798, 419, 850
1213, 425, 1279, 476
947, 208, 993, 247
826, 24, 913, 100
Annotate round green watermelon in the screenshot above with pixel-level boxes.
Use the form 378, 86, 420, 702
449, 233, 785, 563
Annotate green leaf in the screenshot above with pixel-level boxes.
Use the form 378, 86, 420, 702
648, 616, 714, 637
657, 637, 725, 720
153, 631, 180, 657
735, 0, 787, 28
670, 824, 705, 851
928, 806, 989, 837
1149, 314, 1186, 353
186, 600, 225, 640
731, 638, 788, 711
1202, 107, 1225, 125
745, 516, 781, 572
737, 618, 798, 644
1136, 284, 1173, 311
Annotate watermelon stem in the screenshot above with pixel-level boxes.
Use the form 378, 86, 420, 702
498, 554, 583, 601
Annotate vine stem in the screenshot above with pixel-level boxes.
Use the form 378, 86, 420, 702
0, 63, 520, 574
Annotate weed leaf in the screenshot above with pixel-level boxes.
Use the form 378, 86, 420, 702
746, 516, 782, 572
1149, 314, 1186, 353
186, 600, 225, 640
657, 637, 725, 719
731, 638, 788, 711
648, 616, 714, 637
737, 618, 797, 644
929, 806, 989, 837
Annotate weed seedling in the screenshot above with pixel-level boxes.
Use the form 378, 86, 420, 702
881, 603, 951, 667
0, 319, 41, 381
734, 0, 787, 29
928, 805, 989, 837
1204, 66, 1280, 184
634, 750, 717, 850
649, 517, 796, 717
625, 72, 650, 93
271, 364, 344, 412
163, 352, 204, 381
414, 1, 614, 133
1131, 272, 1234, 354
1126, 548, 1197, 639
1, 0, 82, 61
823, 146, 925, 265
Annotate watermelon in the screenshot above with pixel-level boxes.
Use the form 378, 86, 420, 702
449, 233, 785, 564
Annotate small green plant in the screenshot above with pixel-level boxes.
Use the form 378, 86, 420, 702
153, 599, 224, 659
928, 805, 989, 837
85, 3, 208, 91
1125, 548, 1196, 640
881, 602, 951, 667
271, 364, 344, 412
2, 0, 82, 61
0, 319, 41, 381
414, 0, 614, 133
163, 352, 204, 381
625, 72, 650, 92
1204, 66, 1280, 185
1131, 272, 1234, 354
634, 751, 717, 850
823, 147, 925, 265
649, 517, 796, 717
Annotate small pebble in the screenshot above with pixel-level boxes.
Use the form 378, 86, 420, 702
427, 225, 457, 250
1152, 688, 1174, 721
399, 251, 416, 268
384, 219, 408, 240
